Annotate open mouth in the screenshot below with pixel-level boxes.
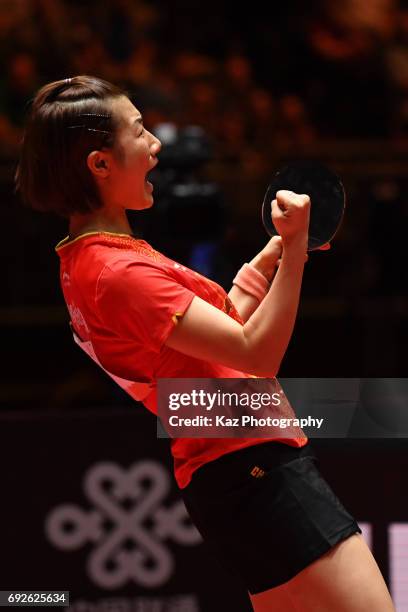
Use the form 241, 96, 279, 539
144, 170, 156, 194
145, 170, 154, 189
145, 162, 158, 188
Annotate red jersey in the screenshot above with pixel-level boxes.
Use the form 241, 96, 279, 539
56, 231, 306, 487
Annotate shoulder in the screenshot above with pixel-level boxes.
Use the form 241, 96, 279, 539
95, 250, 194, 313
97, 251, 175, 289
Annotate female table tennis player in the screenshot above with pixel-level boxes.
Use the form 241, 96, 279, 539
15, 76, 394, 611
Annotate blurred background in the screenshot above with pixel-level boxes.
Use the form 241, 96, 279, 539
2, 0, 408, 410
0, 0, 408, 610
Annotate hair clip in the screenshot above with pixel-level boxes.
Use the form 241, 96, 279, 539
86, 128, 111, 135
64, 78, 72, 85
78, 113, 111, 118
67, 125, 111, 135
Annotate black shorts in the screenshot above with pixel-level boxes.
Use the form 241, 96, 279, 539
180, 442, 361, 595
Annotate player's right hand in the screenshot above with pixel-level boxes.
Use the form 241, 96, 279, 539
271, 190, 310, 245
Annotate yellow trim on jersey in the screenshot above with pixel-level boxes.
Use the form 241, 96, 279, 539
172, 312, 184, 325
55, 231, 141, 251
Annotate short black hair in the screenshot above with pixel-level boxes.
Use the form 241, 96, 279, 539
15, 75, 127, 217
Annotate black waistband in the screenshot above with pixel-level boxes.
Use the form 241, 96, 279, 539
183, 441, 316, 498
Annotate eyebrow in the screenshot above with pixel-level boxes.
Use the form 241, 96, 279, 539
133, 116, 143, 125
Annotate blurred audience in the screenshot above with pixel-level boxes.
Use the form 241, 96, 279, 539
1, 0, 408, 161
1, 0, 406, 300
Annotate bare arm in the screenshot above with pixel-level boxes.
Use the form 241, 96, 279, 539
228, 236, 282, 322
165, 190, 310, 377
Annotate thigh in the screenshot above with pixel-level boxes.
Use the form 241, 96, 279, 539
249, 583, 297, 612
251, 534, 395, 612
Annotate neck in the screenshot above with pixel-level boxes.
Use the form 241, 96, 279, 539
69, 208, 133, 239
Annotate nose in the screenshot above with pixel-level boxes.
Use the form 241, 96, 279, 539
149, 132, 161, 155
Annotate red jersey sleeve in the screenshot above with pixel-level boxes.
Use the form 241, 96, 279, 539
95, 257, 195, 358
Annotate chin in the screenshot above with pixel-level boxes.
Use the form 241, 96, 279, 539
127, 194, 154, 211
143, 194, 154, 208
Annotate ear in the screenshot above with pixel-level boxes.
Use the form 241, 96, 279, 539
87, 150, 111, 178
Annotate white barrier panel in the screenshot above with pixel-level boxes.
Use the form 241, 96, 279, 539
390, 523, 408, 612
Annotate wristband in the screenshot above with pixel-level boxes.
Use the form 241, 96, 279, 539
232, 263, 270, 302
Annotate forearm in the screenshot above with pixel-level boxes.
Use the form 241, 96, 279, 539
166, 192, 310, 376
228, 285, 261, 322
228, 250, 278, 322
242, 239, 307, 376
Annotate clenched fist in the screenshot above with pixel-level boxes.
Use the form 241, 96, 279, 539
271, 190, 310, 246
